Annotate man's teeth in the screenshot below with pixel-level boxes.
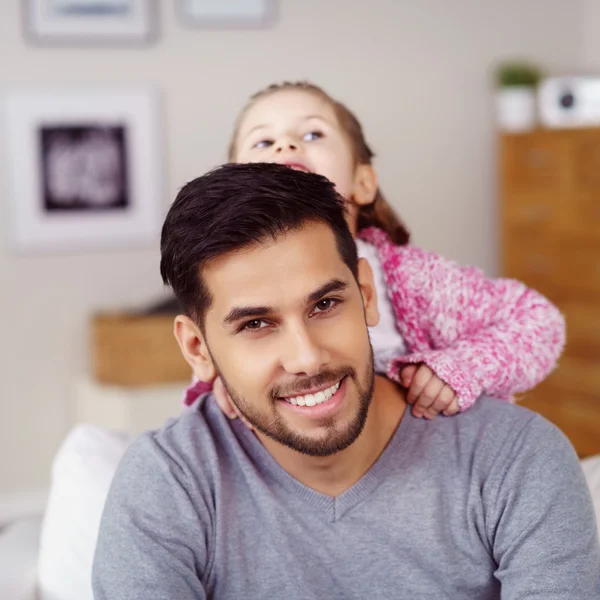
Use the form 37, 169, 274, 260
285, 380, 341, 407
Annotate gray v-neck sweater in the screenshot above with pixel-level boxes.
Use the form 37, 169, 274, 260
93, 395, 600, 599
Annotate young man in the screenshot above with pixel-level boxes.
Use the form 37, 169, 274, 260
93, 163, 600, 599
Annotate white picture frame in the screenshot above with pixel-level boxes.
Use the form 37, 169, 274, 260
178, 0, 275, 28
3, 87, 163, 254
23, 0, 158, 45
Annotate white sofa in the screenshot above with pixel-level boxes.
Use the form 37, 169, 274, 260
0, 516, 42, 600
2, 425, 600, 600
0, 426, 134, 600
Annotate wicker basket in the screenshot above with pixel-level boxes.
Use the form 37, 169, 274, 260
91, 313, 191, 387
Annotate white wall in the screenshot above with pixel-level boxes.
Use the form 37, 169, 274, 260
0, 0, 584, 492
583, 0, 600, 68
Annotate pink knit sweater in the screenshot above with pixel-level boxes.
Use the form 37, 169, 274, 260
183, 227, 566, 410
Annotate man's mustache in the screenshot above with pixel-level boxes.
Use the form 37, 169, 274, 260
270, 366, 354, 399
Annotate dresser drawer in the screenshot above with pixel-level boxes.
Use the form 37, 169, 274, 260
563, 131, 600, 238
501, 133, 569, 190
518, 384, 600, 458
503, 190, 600, 241
563, 192, 600, 240
503, 237, 600, 297
561, 301, 600, 358
573, 131, 600, 191
546, 355, 600, 398
502, 191, 565, 232
502, 129, 600, 237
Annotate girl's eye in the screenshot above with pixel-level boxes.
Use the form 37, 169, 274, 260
303, 131, 323, 142
253, 139, 273, 149
312, 298, 338, 315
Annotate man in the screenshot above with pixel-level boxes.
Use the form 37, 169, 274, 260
93, 163, 600, 598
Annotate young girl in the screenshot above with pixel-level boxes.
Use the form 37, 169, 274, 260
183, 81, 565, 421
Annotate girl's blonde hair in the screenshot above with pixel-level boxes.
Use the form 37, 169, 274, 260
228, 81, 410, 246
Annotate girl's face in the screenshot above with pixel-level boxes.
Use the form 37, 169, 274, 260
233, 90, 364, 219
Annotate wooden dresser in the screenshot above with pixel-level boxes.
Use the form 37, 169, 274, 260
500, 127, 600, 458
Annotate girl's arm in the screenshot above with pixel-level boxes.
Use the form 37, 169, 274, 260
378, 241, 566, 411
183, 376, 212, 406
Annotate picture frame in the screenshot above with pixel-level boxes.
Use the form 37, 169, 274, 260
177, 0, 275, 29
3, 87, 163, 254
22, 0, 158, 45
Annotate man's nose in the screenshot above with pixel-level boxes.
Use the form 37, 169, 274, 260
280, 325, 330, 377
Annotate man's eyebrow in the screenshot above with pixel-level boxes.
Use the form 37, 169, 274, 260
222, 280, 349, 326
307, 279, 349, 304
223, 305, 274, 326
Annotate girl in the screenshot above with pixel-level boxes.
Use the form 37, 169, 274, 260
184, 81, 565, 421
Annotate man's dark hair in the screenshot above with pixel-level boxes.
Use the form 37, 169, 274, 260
160, 162, 359, 325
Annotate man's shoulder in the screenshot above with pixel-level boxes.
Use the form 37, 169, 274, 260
119, 394, 237, 484
156, 393, 228, 449
436, 396, 574, 463
459, 395, 536, 424
459, 395, 563, 434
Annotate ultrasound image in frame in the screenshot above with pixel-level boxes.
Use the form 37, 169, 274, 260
40, 124, 129, 212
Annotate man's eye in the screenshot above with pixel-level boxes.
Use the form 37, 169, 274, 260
303, 131, 323, 142
243, 319, 266, 331
312, 298, 338, 314
253, 139, 273, 149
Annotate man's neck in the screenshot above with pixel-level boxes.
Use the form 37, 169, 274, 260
256, 375, 407, 497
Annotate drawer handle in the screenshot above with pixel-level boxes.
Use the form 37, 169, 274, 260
526, 149, 551, 168
526, 255, 552, 275
519, 204, 549, 222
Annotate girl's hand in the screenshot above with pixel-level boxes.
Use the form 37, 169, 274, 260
400, 364, 460, 419
213, 376, 254, 431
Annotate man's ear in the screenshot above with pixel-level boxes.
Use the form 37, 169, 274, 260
352, 164, 378, 207
357, 257, 380, 328
173, 315, 216, 382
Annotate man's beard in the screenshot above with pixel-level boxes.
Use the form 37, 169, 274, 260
214, 347, 375, 458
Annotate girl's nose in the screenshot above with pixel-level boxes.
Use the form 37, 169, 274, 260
275, 136, 298, 153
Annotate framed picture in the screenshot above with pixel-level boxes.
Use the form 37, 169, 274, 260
23, 0, 158, 45
3, 87, 163, 254
177, 0, 275, 28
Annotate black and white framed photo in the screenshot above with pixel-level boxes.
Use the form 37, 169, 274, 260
23, 0, 158, 45
178, 0, 275, 28
3, 87, 163, 253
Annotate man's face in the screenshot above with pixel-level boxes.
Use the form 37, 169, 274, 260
200, 222, 379, 457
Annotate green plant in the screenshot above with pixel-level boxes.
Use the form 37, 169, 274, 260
496, 62, 542, 88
